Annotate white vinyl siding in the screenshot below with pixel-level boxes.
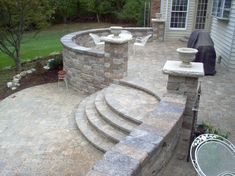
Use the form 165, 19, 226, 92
162, 0, 196, 39
210, 0, 235, 72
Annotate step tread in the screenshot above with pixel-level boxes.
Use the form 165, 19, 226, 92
75, 96, 115, 152
104, 84, 159, 124
117, 79, 161, 101
86, 94, 126, 142
95, 90, 138, 133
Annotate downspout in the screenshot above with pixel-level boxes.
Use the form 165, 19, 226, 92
165, 0, 169, 40
160, 0, 164, 14
165, 0, 169, 19
228, 24, 235, 70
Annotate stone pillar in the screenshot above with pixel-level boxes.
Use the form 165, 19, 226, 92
152, 19, 165, 41
101, 36, 130, 81
163, 61, 204, 129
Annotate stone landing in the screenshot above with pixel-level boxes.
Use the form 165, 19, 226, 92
0, 84, 103, 176
75, 83, 160, 152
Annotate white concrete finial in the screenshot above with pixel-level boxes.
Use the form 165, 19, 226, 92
177, 48, 198, 68
110, 26, 123, 37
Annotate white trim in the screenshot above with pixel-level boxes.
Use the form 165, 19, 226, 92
169, 27, 187, 30
165, 0, 168, 20
160, 0, 164, 15
212, 0, 231, 19
169, 0, 189, 30
165, 0, 168, 40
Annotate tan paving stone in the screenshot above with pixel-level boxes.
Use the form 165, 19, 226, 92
0, 84, 102, 175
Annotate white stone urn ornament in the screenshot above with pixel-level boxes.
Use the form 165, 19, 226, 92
155, 13, 162, 19
110, 26, 123, 37
176, 48, 198, 68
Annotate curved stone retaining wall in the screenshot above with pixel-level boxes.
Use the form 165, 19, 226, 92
87, 93, 186, 176
61, 27, 152, 94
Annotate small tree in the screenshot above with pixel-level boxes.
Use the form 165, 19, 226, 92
117, 0, 146, 25
0, 0, 53, 70
81, 0, 113, 23
50, 0, 79, 24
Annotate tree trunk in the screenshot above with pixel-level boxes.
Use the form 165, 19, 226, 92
96, 13, 100, 23
63, 16, 67, 24
15, 41, 22, 71
15, 58, 22, 71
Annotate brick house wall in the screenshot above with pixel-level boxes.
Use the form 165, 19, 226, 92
151, 0, 161, 18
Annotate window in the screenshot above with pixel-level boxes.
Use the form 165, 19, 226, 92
170, 0, 189, 29
212, 0, 231, 20
195, 0, 209, 29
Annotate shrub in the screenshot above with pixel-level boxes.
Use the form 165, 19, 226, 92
195, 121, 230, 139
48, 55, 63, 70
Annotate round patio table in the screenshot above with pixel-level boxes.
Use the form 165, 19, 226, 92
190, 134, 235, 176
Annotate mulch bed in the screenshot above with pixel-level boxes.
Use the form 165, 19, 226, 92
0, 54, 63, 101
0, 69, 59, 101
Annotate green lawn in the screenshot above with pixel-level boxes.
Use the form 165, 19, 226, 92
0, 23, 113, 69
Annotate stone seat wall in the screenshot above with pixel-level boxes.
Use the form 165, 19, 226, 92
61, 27, 152, 94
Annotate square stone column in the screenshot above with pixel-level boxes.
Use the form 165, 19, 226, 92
163, 61, 204, 129
101, 36, 130, 81
151, 18, 165, 41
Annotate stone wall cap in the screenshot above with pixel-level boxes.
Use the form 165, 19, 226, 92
151, 18, 165, 22
60, 29, 108, 57
124, 27, 153, 31
163, 60, 204, 77
61, 27, 153, 53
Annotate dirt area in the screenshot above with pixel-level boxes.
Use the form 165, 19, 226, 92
0, 70, 58, 100
0, 56, 61, 101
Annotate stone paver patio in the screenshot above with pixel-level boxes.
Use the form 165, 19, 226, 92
0, 84, 102, 175
0, 40, 234, 175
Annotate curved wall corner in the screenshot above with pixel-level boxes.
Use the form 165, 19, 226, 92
61, 27, 153, 94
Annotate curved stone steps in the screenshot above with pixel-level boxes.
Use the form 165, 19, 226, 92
95, 90, 138, 133
75, 83, 160, 153
104, 84, 159, 124
85, 94, 126, 143
75, 96, 115, 152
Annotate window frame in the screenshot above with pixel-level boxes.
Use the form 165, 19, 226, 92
169, 0, 189, 30
212, 0, 231, 20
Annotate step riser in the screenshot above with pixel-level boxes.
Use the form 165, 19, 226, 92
77, 124, 106, 153
94, 91, 137, 134
75, 97, 115, 153
85, 95, 126, 143
76, 108, 107, 152
95, 104, 131, 134
85, 112, 120, 143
